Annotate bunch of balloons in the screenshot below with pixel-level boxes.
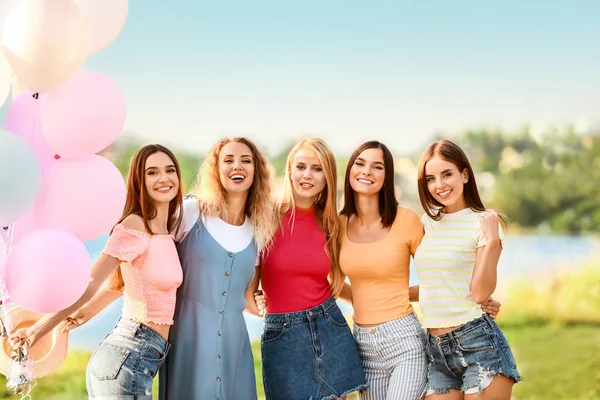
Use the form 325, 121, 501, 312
0, 0, 129, 314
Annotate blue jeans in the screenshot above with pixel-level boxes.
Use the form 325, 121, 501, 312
425, 314, 522, 396
261, 296, 368, 400
86, 318, 171, 399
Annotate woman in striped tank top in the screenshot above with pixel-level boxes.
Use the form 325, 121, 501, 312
414, 139, 521, 400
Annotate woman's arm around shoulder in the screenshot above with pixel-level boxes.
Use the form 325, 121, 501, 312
245, 266, 263, 317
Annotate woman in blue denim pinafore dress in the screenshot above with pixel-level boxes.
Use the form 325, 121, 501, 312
159, 217, 258, 400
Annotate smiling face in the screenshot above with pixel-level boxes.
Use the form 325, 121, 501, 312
424, 154, 469, 213
144, 151, 180, 205
218, 141, 255, 195
290, 148, 327, 208
349, 147, 386, 196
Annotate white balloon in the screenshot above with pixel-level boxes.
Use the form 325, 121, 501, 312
0, 0, 18, 29
0, 130, 42, 226
2, 0, 89, 93
74, 0, 128, 54
0, 55, 11, 109
0, 0, 17, 107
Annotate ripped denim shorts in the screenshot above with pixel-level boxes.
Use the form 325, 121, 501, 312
425, 313, 522, 396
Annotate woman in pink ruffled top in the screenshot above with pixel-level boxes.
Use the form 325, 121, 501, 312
11, 144, 184, 400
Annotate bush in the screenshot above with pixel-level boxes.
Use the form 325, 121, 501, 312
497, 261, 600, 327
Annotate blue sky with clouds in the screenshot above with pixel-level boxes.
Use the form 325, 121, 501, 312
85, 0, 600, 155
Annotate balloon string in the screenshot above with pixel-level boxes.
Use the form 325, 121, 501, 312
1, 224, 13, 331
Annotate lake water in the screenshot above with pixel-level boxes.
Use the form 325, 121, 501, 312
70, 234, 600, 350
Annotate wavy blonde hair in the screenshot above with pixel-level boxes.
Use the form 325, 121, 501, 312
276, 138, 345, 297
192, 137, 275, 251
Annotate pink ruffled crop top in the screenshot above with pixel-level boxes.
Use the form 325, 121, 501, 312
102, 224, 183, 325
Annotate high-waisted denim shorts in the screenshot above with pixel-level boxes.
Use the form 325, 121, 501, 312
261, 296, 368, 400
425, 313, 522, 396
86, 317, 171, 400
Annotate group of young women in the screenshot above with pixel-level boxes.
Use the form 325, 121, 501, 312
9, 136, 521, 400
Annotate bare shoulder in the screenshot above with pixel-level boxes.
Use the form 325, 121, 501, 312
121, 214, 147, 233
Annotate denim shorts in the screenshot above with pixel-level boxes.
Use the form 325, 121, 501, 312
86, 317, 171, 400
261, 296, 368, 400
425, 314, 522, 396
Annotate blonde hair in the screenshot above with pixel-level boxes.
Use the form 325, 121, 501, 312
192, 137, 276, 251
276, 138, 345, 297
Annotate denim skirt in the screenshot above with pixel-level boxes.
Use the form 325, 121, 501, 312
86, 317, 171, 399
261, 296, 368, 400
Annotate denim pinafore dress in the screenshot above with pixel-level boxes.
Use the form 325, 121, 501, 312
159, 218, 258, 400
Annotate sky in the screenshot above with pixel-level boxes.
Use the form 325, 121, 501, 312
83, 0, 600, 156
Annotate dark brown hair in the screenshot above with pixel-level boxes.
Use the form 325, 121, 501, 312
340, 141, 398, 228
417, 139, 485, 220
108, 144, 184, 290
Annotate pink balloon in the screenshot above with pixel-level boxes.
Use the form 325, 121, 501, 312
5, 229, 91, 313
3, 90, 58, 172
34, 155, 126, 242
42, 70, 127, 158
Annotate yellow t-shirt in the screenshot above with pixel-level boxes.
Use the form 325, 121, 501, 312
339, 206, 424, 325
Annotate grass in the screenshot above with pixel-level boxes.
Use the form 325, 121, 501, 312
500, 323, 600, 400
497, 264, 600, 327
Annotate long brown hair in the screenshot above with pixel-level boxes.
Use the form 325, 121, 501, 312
417, 139, 487, 220
107, 144, 184, 291
340, 141, 398, 228
192, 137, 276, 251
276, 138, 345, 297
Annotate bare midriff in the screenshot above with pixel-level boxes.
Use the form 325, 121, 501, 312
355, 322, 382, 328
144, 321, 170, 341
428, 325, 462, 336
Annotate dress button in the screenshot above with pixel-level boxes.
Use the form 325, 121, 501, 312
218, 331, 222, 336
217, 377, 221, 382
225, 271, 230, 277
370, 329, 376, 334
228, 253, 233, 258
309, 311, 313, 316
220, 310, 224, 314
218, 354, 222, 358
222, 291, 227, 296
